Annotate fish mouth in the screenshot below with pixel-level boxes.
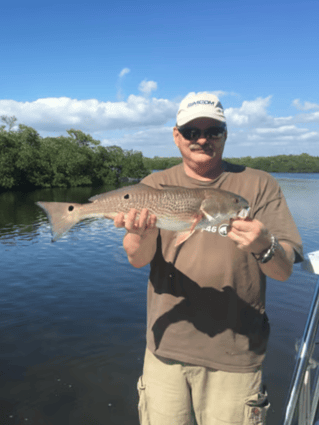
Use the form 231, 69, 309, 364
237, 207, 250, 219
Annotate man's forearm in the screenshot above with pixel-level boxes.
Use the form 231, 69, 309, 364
123, 230, 158, 268
113, 208, 158, 268
227, 219, 296, 282
259, 241, 295, 281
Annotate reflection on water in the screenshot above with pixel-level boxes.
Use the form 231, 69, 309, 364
0, 175, 319, 424
0, 185, 114, 245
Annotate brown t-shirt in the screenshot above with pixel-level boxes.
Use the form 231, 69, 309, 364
141, 162, 303, 372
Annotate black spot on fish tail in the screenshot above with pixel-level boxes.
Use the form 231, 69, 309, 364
124, 194, 129, 199
68, 205, 74, 212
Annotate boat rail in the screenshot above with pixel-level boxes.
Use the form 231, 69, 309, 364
283, 251, 319, 425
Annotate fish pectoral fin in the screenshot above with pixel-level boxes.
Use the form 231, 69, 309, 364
190, 213, 204, 232
200, 198, 218, 221
174, 230, 196, 247
174, 214, 203, 247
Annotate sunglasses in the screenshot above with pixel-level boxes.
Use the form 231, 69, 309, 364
177, 125, 226, 141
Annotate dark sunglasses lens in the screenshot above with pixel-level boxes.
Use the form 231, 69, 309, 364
205, 127, 225, 138
180, 128, 201, 140
179, 126, 225, 140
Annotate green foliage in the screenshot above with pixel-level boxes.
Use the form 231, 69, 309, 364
90, 145, 118, 186
122, 150, 151, 179
1, 120, 318, 191
15, 125, 42, 186
224, 153, 319, 173
143, 153, 319, 173
143, 156, 183, 170
0, 129, 21, 188
66, 129, 100, 148
1, 115, 17, 131
34, 136, 94, 188
0, 125, 150, 191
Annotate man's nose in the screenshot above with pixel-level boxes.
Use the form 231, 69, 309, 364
197, 135, 208, 144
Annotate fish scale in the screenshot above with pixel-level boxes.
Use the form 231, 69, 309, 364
36, 183, 250, 245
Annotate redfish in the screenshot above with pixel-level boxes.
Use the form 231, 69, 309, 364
37, 183, 250, 246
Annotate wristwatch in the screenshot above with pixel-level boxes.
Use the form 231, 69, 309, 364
252, 235, 279, 264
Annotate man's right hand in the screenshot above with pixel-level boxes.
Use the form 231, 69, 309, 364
114, 208, 158, 268
114, 208, 157, 235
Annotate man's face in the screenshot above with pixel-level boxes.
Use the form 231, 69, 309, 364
173, 118, 227, 172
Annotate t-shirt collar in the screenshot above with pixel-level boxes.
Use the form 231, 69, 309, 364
180, 161, 229, 187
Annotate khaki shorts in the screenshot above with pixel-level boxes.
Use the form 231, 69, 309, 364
137, 349, 270, 425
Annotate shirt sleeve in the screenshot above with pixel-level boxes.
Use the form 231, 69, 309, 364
252, 177, 304, 263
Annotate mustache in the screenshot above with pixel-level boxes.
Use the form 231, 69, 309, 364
189, 143, 214, 151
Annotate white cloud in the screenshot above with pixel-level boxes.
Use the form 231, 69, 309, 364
138, 80, 157, 96
225, 96, 272, 127
223, 96, 319, 157
292, 99, 319, 111
228, 123, 318, 145
273, 116, 294, 126
182, 90, 230, 100
255, 125, 306, 135
213, 91, 232, 98
101, 126, 179, 157
294, 111, 319, 124
1, 91, 318, 157
0, 96, 179, 132
300, 131, 318, 140
119, 68, 130, 78
117, 68, 131, 100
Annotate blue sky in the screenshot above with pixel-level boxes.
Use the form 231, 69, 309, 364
1, 0, 318, 158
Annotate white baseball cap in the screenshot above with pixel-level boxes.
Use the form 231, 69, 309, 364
176, 92, 226, 126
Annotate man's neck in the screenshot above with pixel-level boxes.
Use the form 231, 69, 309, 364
183, 160, 225, 181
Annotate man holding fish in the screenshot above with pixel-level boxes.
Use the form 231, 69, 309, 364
114, 92, 303, 425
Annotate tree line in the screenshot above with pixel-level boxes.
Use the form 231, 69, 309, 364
1, 116, 318, 191
0, 117, 149, 191
224, 153, 319, 173
143, 154, 319, 173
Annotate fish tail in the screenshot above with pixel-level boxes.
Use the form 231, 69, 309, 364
36, 201, 82, 241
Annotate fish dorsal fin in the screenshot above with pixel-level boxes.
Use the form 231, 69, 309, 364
159, 184, 185, 190
88, 183, 151, 202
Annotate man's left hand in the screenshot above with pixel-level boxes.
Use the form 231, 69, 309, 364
227, 218, 272, 255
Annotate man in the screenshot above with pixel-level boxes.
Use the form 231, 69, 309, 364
114, 92, 303, 425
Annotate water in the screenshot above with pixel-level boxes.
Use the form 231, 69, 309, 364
0, 174, 318, 424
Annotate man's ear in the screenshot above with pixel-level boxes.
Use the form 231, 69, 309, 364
173, 127, 180, 148
223, 130, 227, 143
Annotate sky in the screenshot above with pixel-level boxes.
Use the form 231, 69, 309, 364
1, 0, 318, 159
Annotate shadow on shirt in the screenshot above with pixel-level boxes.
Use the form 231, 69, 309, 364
149, 235, 269, 355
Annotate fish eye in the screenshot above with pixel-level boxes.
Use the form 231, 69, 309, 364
124, 194, 129, 199
68, 205, 74, 212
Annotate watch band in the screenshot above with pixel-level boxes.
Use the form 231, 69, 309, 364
252, 235, 279, 264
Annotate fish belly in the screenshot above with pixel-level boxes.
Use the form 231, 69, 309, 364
155, 216, 192, 232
